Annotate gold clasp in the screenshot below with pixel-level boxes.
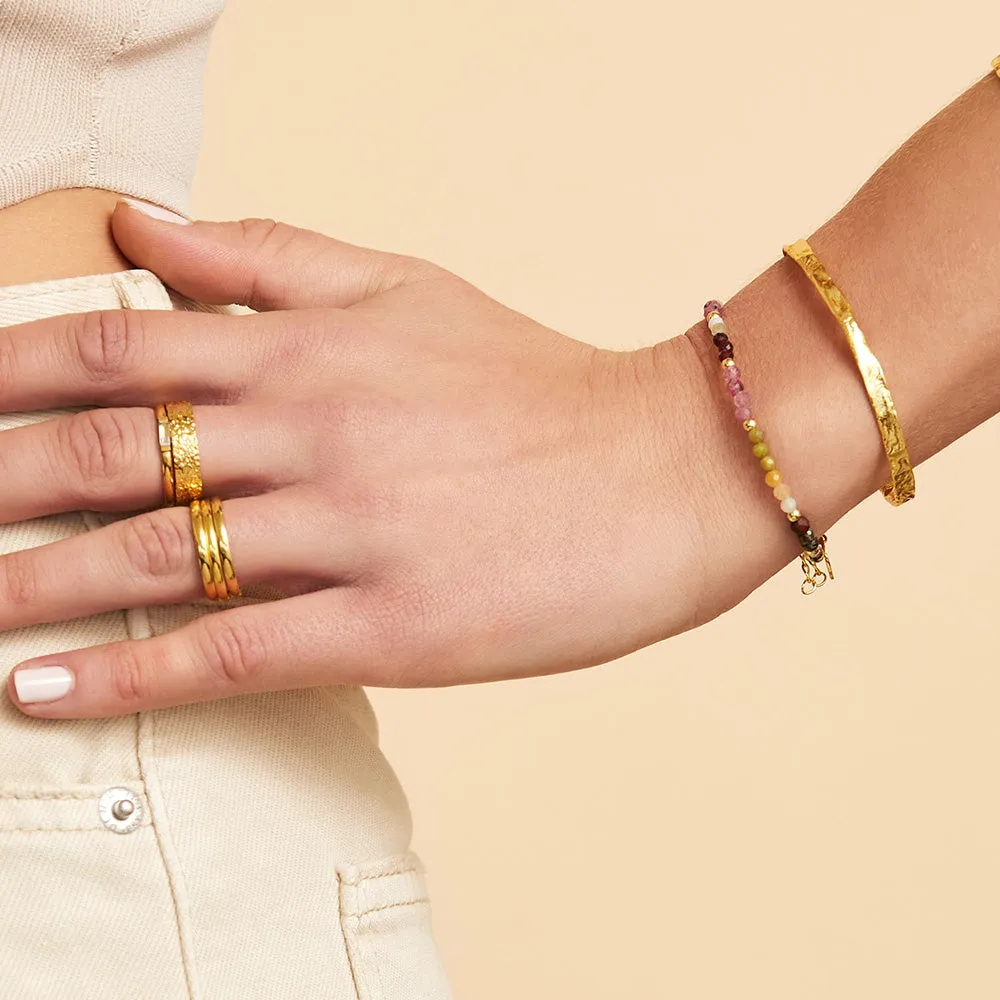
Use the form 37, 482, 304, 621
800, 536, 834, 596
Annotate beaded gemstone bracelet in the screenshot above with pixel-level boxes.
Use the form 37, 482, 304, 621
704, 300, 834, 595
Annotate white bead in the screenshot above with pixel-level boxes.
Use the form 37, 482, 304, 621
780, 496, 799, 514
707, 313, 726, 335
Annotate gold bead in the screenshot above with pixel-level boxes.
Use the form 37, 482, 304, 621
721, 358, 735, 368
743, 418, 757, 432
786, 509, 802, 521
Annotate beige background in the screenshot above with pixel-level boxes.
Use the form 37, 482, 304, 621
197, 3, 1000, 997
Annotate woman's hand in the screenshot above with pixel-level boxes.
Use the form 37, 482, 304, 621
4, 202, 709, 717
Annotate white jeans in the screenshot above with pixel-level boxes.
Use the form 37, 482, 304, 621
0, 269, 453, 1000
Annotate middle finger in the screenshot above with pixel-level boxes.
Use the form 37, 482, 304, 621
0, 405, 304, 522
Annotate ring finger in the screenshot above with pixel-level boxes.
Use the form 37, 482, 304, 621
0, 491, 355, 632
0, 404, 306, 523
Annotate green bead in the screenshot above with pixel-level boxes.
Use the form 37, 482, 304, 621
760, 455, 776, 472
752, 442, 769, 459
748, 427, 764, 444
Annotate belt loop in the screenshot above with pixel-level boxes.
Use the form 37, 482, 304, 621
111, 270, 174, 311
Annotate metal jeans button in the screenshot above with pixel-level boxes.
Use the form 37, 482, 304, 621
98, 787, 143, 834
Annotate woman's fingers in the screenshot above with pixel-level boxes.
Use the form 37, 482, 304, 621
0, 406, 303, 522
6, 589, 382, 718
0, 492, 352, 632
0, 306, 345, 410
111, 200, 432, 311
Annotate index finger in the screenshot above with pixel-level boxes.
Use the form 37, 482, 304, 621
0, 306, 295, 410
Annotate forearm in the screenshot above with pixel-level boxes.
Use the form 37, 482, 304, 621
641, 72, 1000, 628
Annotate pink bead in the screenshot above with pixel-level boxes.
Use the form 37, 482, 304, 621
734, 406, 752, 423
703, 300, 723, 318
732, 391, 751, 409
726, 380, 744, 397
723, 365, 742, 382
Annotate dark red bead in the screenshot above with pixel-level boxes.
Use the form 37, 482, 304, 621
712, 332, 729, 348
718, 347, 734, 360
790, 516, 811, 535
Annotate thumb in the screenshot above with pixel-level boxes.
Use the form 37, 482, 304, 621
111, 198, 426, 311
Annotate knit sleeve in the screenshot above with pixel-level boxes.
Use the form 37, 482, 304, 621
0, 0, 226, 216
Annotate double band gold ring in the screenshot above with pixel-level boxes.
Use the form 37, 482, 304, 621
156, 401, 203, 506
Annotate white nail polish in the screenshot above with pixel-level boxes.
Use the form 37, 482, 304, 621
13, 665, 75, 704
120, 197, 192, 225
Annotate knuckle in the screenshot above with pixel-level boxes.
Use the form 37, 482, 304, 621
363, 578, 443, 684
0, 549, 38, 608
121, 513, 190, 580
396, 253, 443, 283
238, 216, 287, 253
345, 481, 406, 525
108, 644, 155, 704
72, 309, 143, 382
263, 312, 322, 372
238, 218, 301, 306
59, 409, 137, 495
195, 617, 268, 688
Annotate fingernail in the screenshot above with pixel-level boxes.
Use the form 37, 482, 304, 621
13, 665, 75, 704
119, 197, 192, 225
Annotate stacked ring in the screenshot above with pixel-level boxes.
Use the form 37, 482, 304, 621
155, 401, 203, 506
166, 401, 203, 504
154, 404, 175, 505
190, 498, 241, 600
210, 497, 241, 599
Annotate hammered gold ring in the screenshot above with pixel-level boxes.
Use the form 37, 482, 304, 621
190, 498, 240, 601
160, 401, 203, 505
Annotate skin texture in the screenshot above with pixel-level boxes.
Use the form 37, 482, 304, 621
0, 189, 131, 285
3, 74, 1000, 718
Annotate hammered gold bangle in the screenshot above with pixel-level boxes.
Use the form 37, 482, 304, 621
783, 239, 915, 507
165, 401, 203, 505
154, 404, 175, 506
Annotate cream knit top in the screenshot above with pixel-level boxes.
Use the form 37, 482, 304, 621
0, 0, 225, 217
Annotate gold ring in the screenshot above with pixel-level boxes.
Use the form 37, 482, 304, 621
993, 54, 1000, 80
154, 404, 175, 506
165, 401, 203, 504
190, 500, 220, 600
210, 497, 241, 598
783, 238, 915, 506
190, 498, 239, 601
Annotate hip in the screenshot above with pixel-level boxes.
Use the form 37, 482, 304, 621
0, 267, 451, 999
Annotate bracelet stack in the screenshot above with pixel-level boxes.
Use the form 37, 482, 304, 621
703, 300, 833, 595
696, 54, 1000, 594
